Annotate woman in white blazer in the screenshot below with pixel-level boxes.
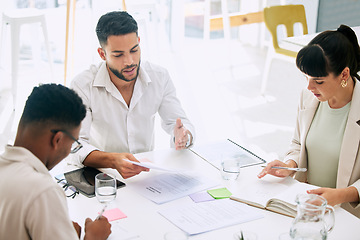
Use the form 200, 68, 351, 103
258, 25, 360, 217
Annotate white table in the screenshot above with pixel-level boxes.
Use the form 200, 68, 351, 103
52, 148, 360, 240
282, 26, 360, 52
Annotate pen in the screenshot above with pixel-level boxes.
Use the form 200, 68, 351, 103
96, 203, 108, 220
260, 165, 307, 172
270, 166, 307, 172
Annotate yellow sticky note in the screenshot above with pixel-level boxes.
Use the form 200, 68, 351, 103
207, 187, 232, 199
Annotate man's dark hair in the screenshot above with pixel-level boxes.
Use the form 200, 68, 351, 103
96, 11, 138, 47
20, 84, 86, 129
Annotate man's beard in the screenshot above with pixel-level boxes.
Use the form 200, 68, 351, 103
109, 61, 141, 82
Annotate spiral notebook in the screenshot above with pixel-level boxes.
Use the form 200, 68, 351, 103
189, 139, 266, 170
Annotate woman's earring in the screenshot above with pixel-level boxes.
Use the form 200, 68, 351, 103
341, 80, 348, 88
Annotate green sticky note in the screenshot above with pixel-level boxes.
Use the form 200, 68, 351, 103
207, 187, 232, 199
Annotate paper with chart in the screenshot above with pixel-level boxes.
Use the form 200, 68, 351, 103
190, 139, 266, 170
158, 198, 264, 235
129, 172, 219, 204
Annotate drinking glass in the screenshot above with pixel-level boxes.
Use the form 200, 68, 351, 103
95, 173, 117, 204
221, 158, 241, 180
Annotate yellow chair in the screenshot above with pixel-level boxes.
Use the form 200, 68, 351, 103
260, 4, 308, 95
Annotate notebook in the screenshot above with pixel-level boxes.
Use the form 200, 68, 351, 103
190, 139, 266, 170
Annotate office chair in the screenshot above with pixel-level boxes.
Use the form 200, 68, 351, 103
260, 4, 308, 95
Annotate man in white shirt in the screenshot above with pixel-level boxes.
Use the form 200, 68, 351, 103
70, 11, 195, 179
0, 84, 111, 240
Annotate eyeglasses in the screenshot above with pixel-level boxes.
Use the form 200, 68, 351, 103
51, 129, 83, 153
56, 178, 79, 198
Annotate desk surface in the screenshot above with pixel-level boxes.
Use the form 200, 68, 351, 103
282, 26, 360, 52
52, 148, 360, 240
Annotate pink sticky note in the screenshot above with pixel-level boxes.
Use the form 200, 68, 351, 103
101, 208, 127, 222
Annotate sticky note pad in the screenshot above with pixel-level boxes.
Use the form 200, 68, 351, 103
207, 187, 232, 199
102, 208, 127, 222
189, 192, 215, 203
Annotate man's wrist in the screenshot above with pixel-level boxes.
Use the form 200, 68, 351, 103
185, 135, 191, 148
185, 132, 193, 148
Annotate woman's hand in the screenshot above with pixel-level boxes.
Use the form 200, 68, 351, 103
257, 160, 297, 179
307, 186, 359, 206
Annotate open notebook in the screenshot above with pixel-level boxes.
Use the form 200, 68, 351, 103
230, 177, 317, 218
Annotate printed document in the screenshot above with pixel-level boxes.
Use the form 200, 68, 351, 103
129, 172, 219, 204
158, 198, 263, 235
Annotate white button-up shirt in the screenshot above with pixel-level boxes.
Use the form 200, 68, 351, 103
0, 146, 79, 240
70, 61, 195, 165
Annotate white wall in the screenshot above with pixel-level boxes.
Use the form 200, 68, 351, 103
317, 0, 360, 32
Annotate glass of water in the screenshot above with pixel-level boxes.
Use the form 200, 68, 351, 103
95, 173, 117, 204
221, 158, 241, 180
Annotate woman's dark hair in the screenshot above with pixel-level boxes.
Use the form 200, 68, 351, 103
96, 11, 138, 47
20, 84, 86, 129
296, 24, 360, 81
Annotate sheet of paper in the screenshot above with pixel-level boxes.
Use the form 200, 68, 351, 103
129, 172, 219, 204
207, 187, 232, 199
189, 192, 215, 203
123, 159, 180, 172
107, 221, 138, 240
158, 199, 264, 235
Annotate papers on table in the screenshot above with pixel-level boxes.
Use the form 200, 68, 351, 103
123, 159, 180, 172
129, 172, 219, 204
108, 220, 138, 240
158, 199, 264, 235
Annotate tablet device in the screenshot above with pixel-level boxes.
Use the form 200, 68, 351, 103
64, 167, 125, 197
